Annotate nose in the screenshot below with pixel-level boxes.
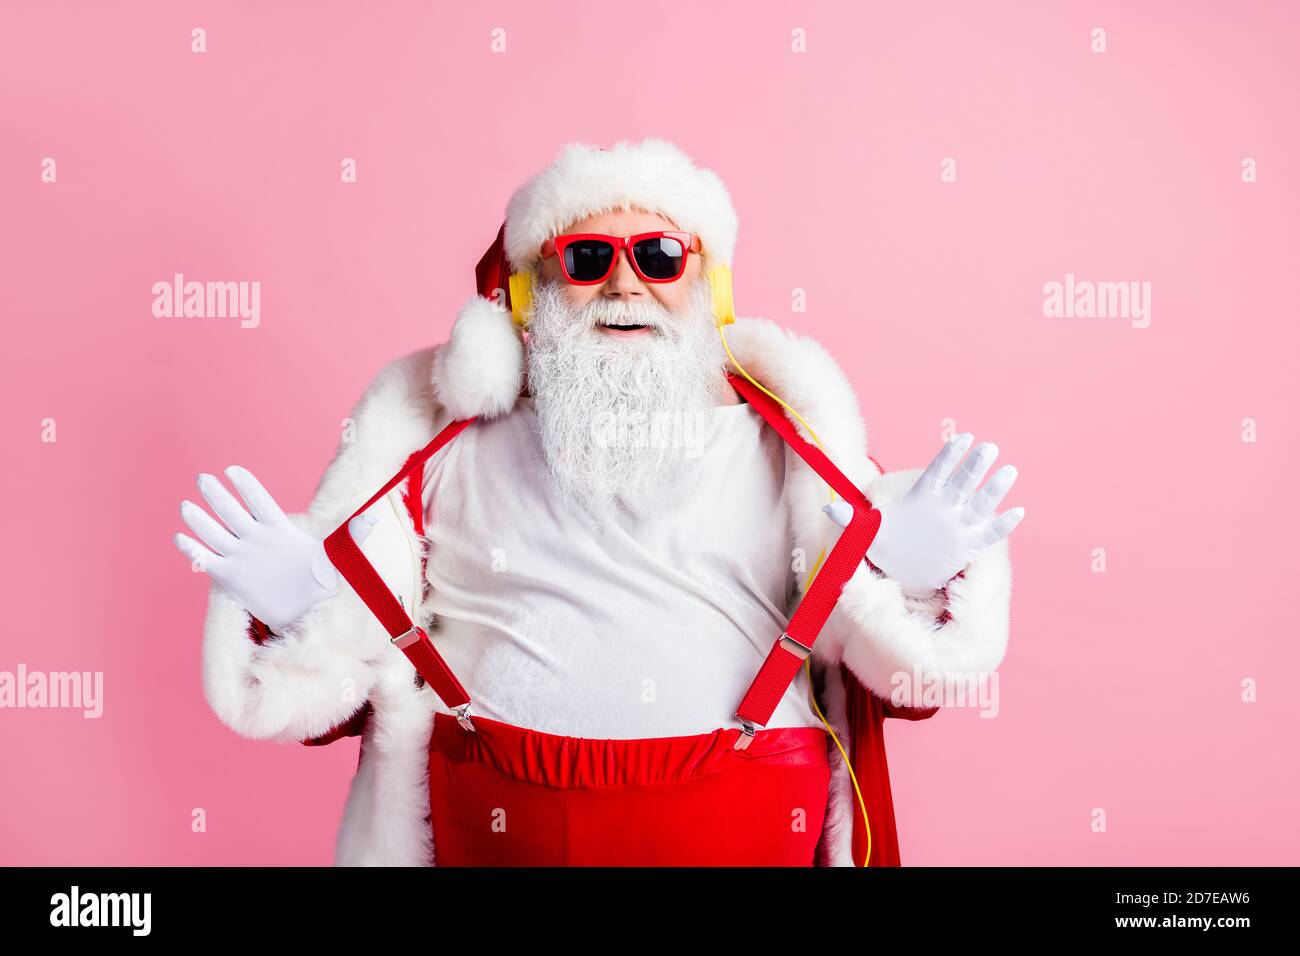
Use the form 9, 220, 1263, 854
602, 247, 646, 299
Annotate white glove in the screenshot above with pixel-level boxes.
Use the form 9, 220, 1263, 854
823, 433, 1025, 598
173, 465, 379, 632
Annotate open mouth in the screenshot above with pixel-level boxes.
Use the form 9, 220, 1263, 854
597, 322, 652, 334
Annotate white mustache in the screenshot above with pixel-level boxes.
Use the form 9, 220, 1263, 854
575, 295, 674, 333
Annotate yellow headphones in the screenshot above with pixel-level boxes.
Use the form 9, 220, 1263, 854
507, 271, 534, 328
506, 263, 737, 330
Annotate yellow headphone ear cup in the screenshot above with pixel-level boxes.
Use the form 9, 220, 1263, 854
508, 272, 534, 328
709, 264, 735, 328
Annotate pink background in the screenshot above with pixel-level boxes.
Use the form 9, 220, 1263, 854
2, 0, 1296, 865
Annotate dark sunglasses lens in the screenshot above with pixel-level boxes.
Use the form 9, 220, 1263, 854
632, 237, 686, 280
563, 240, 616, 281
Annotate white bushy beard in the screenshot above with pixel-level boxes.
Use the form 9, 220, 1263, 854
525, 273, 728, 520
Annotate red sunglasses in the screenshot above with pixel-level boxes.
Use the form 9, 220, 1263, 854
541, 231, 701, 285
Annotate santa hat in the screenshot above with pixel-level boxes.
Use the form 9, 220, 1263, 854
475, 137, 739, 301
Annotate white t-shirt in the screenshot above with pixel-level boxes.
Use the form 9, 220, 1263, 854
419, 394, 824, 739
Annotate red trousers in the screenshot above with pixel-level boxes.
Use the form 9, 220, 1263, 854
427, 711, 831, 866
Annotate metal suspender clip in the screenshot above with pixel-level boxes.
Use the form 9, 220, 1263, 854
734, 717, 760, 751
392, 626, 423, 649
454, 704, 476, 733
779, 631, 813, 660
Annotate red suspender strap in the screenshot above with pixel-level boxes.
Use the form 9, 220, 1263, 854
322, 417, 478, 727
726, 373, 883, 746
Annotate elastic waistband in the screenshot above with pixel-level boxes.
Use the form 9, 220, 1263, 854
429, 711, 829, 790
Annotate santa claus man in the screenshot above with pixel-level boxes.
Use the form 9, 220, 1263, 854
173, 137, 1024, 867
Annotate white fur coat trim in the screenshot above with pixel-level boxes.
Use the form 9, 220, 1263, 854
197, 296, 1014, 865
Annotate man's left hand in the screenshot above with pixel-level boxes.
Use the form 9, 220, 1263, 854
823, 433, 1025, 598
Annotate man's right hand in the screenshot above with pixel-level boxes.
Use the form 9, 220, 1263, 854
173, 465, 378, 632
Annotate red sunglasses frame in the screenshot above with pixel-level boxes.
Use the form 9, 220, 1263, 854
540, 231, 702, 285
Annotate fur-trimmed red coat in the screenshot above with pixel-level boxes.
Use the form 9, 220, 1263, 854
200, 295, 1015, 866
